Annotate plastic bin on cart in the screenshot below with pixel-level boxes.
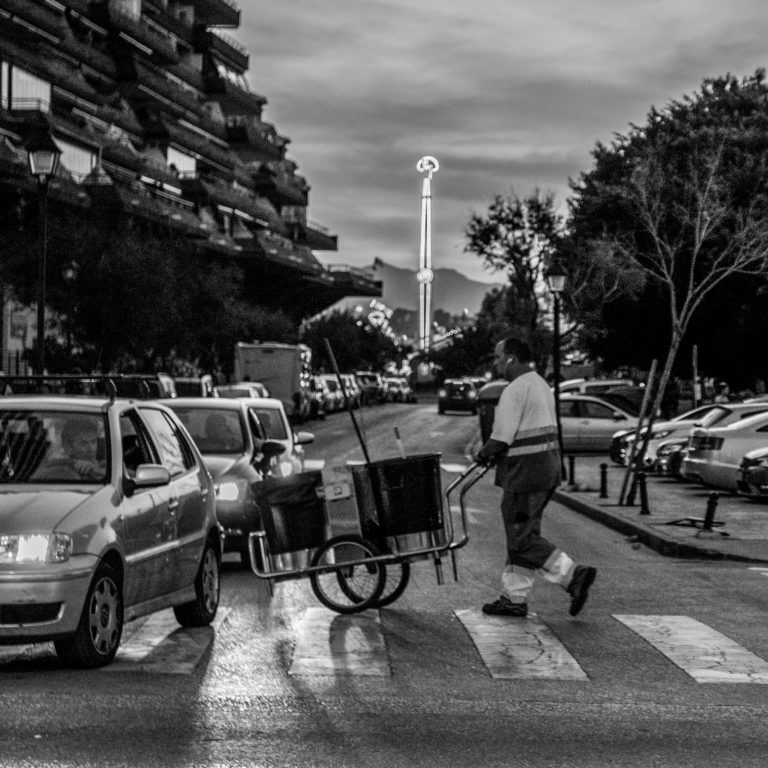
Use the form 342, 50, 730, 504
477, 379, 506, 443
253, 470, 328, 571
350, 454, 447, 555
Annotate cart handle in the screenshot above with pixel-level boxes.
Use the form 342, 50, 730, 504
444, 461, 491, 550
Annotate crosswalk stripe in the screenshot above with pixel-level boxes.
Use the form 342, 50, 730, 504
289, 607, 390, 676
614, 614, 768, 683
455, 608, 588, 680
103, 608, 231, 674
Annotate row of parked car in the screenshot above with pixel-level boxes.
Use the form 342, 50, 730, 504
609, 398, 768, 499
309, 372, 416, 418
0, 374, 318, 669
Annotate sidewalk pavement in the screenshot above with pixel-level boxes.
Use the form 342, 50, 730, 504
553, 454, 768, 564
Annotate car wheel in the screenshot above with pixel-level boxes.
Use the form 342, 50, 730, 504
438, 406, 445, 414
54, 562, 123, 669
174, 539, 220, 627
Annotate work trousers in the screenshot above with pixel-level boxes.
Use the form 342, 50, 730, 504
499, 486, 576, 604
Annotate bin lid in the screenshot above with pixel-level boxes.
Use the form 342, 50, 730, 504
477, 379, 507, 403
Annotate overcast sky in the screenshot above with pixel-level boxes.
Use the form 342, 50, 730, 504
233, 1, 767, 284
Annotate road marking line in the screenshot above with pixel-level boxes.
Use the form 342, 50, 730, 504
748, 567, 768, 577
104, 608, 231, 674
614, 614, 768, 683
455, 609, 588, 680
289, 607, 390, 676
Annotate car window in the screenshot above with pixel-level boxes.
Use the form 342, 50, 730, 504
582, 401, 616, 419
250, 406, 288, 440
169, 407, 246, 454
120, 410, 159, 476
559, 401, 581, 418
699, 407, 731, 427
0, 409, 109, 484
140, 408, 194, 476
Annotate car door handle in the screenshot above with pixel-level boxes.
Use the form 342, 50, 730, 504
168, 499, 180, 513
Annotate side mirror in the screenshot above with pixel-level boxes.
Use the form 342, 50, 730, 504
256, 439, 286, 461
124, 464, 171, 497
613, 412, 627, 421
294, 431, 315, 446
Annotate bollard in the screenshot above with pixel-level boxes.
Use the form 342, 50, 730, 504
638, 471, 650, 515
703, 492, 719, 530
568, 455, 576, 487
599, 463, 608, 499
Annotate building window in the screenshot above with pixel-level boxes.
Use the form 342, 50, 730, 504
167, 146, 196, 177
1, 64, 51, 112
55, 138, 96, 180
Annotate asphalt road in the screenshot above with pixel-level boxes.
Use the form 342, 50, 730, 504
2, 401, 768, 767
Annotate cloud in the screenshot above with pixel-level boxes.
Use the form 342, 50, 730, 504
234, 0, 768, 280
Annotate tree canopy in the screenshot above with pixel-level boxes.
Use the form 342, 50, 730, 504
565, 69, 768, 404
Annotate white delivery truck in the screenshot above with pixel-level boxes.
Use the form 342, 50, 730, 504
233, 341, 312, 422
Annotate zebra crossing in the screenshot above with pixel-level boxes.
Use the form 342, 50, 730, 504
3, 604, 768, 682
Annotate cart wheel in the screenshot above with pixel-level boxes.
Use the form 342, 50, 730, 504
310, 536, 385, 614
335, 556, 411, 609
372, 560, 411, 608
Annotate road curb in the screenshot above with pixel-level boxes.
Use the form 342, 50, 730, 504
553, 488, 768, 564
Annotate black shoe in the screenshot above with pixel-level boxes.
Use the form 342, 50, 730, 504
482, 597, 528, 617
568, 566, 597, 616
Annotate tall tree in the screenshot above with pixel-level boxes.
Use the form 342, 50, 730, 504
464, 190, 563, 361
568, 69, 768, 415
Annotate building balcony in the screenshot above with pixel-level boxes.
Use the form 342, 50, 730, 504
253, 230, 323, 275
327, 265, 382, 297
193, 28, 248, 72
191, 0, 240, 29
224, 116, 285, 162
283, 217, 338, 251
89, 3, 180, 63
251, 162, 308, 207
203, 67, 266, 116
0, 0, 69, 43
181, 173, 286, 234
122, 60, 208, 120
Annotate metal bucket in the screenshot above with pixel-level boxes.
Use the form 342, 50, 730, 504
350, 454, 444, 539
253, 471, 328, 570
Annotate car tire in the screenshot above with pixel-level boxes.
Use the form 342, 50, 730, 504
438, 406, 445, 415
174, 539, 220, 627
54, 562, 123, 669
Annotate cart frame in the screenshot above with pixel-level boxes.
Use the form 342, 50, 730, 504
247, 460, 490, 612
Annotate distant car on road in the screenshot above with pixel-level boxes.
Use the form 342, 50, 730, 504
163, 397, 314, 562
438, 379, 478, 415
214, 382, 270, 399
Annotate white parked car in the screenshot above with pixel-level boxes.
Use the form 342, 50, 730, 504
681, 411, 768, 492
610, 403, 768, 467
558, 394, 638, 453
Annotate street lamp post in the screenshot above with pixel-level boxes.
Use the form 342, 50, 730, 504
416, 156, 439, 354
63, 261, 78, 356
547, 269, 566, 470
26, 131, 61, 375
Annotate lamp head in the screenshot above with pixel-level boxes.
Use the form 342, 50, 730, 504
26, 131, 62, 183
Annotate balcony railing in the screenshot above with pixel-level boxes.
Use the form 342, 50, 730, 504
191, 0, 240, 28
194, 29, 248, 71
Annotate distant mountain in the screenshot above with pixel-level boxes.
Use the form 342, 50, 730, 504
369, 258, 503, 316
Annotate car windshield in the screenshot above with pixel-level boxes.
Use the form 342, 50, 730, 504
171, 407, 246, 454
0, 409, 108, 484
700, 406, 736, 427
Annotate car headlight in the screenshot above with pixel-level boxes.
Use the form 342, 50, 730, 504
216, 480, 247, 502
0, 533, 72, 564
438, 389, 447, 398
